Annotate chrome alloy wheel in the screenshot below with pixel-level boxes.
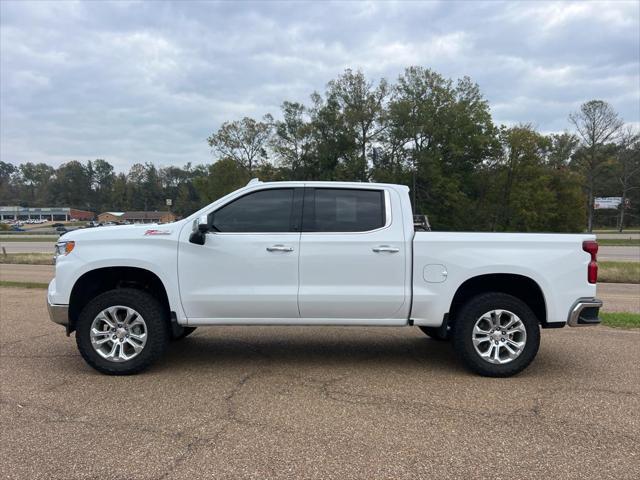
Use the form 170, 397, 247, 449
472, 309, 527, 365
90, 306, 147, 362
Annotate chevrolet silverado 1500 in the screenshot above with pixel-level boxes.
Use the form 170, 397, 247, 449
47, 180, 602, 376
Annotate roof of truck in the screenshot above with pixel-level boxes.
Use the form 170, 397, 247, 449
245, 178, 409, 191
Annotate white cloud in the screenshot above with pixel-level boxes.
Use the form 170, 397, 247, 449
0, 0, 638, 170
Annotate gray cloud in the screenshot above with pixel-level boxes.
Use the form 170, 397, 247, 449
1, 0, 638, 170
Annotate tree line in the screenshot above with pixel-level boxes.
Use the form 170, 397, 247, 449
1, 67, 638, 231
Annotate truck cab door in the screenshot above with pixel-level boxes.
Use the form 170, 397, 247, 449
178, 187, 302, 323
298, 187, 408, 323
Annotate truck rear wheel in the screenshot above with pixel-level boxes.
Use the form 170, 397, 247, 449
452, 293, 540, 377
75, 288, 170, 375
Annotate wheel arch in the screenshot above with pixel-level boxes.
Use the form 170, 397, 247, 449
68, 266, 171, 334
448, 273, 548, 327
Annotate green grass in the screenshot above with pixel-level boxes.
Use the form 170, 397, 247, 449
0, 253, 53, 265
599, 261, 640, 284
597, 239, 640, 246
0, 236, 58, 242
601, 312, 640, 328
0, 280, 49, 289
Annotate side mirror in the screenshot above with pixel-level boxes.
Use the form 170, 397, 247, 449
189, 215, 211, 245
197, 215, 210, 233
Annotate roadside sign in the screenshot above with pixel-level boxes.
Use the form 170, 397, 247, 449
594, 197, 622, 209
166, 199, 172, 206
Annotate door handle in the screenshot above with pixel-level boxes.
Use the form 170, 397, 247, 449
266, 245, 294, 252
372, 245, 400, 253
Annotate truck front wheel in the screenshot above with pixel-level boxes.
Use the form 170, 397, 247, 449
452, 293, 540, 377
75, 288, 170, 375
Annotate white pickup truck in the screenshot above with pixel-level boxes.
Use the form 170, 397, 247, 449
47, 180, 602, 377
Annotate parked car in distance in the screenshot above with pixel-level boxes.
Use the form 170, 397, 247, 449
47, 180, 602, 376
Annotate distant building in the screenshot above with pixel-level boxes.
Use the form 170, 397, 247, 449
97, 211, 176, 224
0, 206, 94, 221
97, 212, 125, 223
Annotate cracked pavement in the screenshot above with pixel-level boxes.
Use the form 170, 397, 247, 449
1, 287, 639, 479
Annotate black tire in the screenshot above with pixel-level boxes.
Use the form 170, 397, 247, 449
171, 326, 197, 341
418, 326, 449, 341
75, 288, 170, 375
452, 293, 540, 377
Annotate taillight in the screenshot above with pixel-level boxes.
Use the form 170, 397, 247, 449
582, 240, 598, 284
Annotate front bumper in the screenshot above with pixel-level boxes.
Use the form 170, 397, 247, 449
568, 297, 602, 327
47, 297, 69, 328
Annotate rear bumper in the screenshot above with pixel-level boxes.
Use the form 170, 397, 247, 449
567, 297, 602, 327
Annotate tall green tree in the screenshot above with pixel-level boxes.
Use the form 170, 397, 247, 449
569, 100, 624, 231
193, 158, 250, 204
307, 91, 356, 180
271, 101, 314, 179
326, 69, 389, 181
18, 162, 55, 205
0, 161, 17, 204
48, 161, 92, 209
207, 115, 273, 174
615, 127, 640, 231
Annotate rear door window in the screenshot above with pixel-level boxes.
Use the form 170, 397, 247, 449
303, 188, 385, 232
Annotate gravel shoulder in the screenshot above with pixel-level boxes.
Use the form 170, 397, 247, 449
1, 287, 639, 480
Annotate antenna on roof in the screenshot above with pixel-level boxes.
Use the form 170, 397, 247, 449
247, 178, 261, 186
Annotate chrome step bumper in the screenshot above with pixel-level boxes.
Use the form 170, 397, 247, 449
568, 298, 603, 327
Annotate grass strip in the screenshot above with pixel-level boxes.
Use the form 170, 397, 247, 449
599, 261, 640, 284
0, 280, 49, 289
601, 312, 640, 329
597, 239, 640, 246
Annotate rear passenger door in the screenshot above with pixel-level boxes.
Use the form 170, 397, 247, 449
298, 187, 407, 322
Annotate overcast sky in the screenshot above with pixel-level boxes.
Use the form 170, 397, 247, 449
1, 0, 639, 171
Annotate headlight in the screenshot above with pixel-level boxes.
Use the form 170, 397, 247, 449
55, 241, 75, 257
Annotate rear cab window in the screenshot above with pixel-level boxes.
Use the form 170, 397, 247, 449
303, 188, 386, 232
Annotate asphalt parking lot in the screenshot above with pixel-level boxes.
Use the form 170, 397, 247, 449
1, 287, 639, 479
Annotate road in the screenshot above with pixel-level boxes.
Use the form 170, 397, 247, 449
1, 238, 639, 261
1, 287, 638, 480
0, 242, 55, 254
598, 245, 640, 262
